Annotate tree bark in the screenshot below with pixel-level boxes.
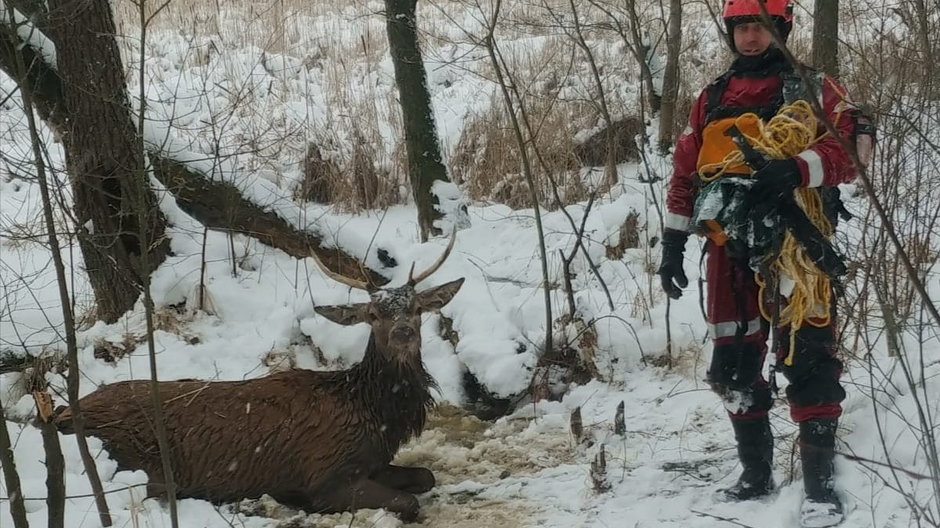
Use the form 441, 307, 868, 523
43, 0, 169, 323
812, 0, 839, 76
658, 0, 682, 153
384, 0, 449, 242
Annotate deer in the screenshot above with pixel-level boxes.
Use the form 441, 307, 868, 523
54, 235, 463, 521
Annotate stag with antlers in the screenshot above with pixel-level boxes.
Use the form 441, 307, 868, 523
55, 235, 463, 521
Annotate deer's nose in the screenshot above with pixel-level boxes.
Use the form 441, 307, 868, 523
391, 326, 416, 340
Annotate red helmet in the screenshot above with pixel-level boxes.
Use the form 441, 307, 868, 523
723, 0, 794, 52
723, 0, 793, 22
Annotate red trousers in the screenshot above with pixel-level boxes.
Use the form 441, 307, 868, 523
704, 243, 845, 423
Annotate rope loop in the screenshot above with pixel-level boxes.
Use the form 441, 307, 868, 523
700, 100, 841, 366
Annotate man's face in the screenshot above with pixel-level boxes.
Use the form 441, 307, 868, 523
733, 22, 773, 56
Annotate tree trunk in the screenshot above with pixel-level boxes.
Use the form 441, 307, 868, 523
42, 0, 168, 323
812, 0, 839, 76
658, 0, 682, 153
37, 400, 66, 528
0, 401, 29, 528
911, 0, 935, 90
151, 157, 388, 285
384, 0, 449, 242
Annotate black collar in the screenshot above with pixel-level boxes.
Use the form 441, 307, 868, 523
730, 47, 790, 77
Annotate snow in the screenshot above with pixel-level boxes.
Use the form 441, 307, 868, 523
0, 5, 57, 69
1, 1, 938, 527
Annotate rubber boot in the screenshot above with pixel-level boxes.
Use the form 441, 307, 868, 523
721, 416, 775, 501
799, 418, 844, 527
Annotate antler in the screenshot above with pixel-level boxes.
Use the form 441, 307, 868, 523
309, 250, 370, 291
408, 230, 457, 286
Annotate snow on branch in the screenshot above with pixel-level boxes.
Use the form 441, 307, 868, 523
0, 3, 56, 69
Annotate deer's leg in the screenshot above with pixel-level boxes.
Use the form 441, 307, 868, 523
371, 464, 435, 493
322, 478, 420, 521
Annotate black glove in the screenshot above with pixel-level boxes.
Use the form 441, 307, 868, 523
747, 158, 801, 203
659, 230, 689, 299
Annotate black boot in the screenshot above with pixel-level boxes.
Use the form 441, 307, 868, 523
721, 416, 775, 501
799, 418, 844, 527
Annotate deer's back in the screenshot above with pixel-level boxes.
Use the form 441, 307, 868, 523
58, 370, 380, 503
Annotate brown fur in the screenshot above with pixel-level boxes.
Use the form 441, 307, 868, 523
56, 276, 465, 521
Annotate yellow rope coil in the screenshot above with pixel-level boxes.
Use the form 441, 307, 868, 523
701, 100, 836, 366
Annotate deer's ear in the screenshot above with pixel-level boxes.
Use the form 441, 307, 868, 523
416, 278, 465, 312
315, 303, 370, 326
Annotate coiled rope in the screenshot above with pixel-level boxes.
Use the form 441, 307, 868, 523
700, 100, 836, 365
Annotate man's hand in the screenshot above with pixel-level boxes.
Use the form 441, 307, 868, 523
659, 230, 689, 299
748, 158, 802, 203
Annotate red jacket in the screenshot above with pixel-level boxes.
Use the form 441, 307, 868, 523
664, 68, 857, 234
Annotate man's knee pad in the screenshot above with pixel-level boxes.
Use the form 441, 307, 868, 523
707, 340, 766, 391
784, 360, 846, 409
779, 326, 846, 408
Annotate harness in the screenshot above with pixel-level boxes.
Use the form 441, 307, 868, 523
690, 63, 852, 255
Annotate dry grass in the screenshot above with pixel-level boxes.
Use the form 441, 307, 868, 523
107, 0, 651, 213
451, 97, 601, 209
294, 126, 405, 211
605, 210, 640, 261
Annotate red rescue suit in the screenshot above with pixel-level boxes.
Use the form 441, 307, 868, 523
665, 57, 857, 423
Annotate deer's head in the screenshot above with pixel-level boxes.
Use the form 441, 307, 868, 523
312, 235, 463, 365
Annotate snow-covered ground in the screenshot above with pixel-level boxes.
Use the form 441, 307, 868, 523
2, 1, 938, 527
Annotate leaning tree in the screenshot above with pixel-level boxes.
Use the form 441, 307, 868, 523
0, 0, 386, 323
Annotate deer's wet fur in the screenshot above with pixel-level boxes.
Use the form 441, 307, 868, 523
55, 236, 463, 521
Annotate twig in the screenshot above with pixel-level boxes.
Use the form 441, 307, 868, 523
691, 509, 759, 528
0, 482, 150, 501
838, 449, 935, 481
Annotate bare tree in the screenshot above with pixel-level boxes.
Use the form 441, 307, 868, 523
0, 4, 383, 318
558, 0, 618, 187
35, 392, 65, 528
812, 0, 839, 75
480, 0, 554, 356
0, 0, 171, 323
657, 0, 682, 153
910, 0, 937, 93
11, 23, 113, 522
0, 400, 28, 528
132, 0, 180, 525
384, 0, 452, 242
590, 0, 661, 116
